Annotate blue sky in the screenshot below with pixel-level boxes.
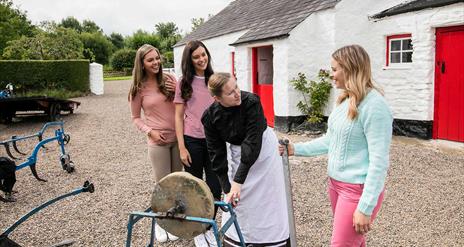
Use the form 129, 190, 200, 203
12, 0, 233, 36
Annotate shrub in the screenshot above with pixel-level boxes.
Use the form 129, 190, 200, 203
291, 69, 332, 123
111, 49, 136, 71
0, 60, 89, 95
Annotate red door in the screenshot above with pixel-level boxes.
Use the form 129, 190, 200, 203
433, 25, 464, 142
252, 46, 274, 127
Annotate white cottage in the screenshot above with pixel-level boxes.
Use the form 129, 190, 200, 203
174, 0, 464, 142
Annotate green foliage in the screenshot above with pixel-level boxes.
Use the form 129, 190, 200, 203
0, 0, 35, 55
104, 76, 131, 81
108, 32, 125, 50
191, 17, 205, 32
59, 16, 82, 33
19, 89, 84, 99
155, 22, 179, 39
79, 32, 114, 64
0, 60, 89, 94
291, 69, 332, 123
111, 48, 136, 71
190, 15, 212, 32
82, 19, 102, 33
2, 27, 84, 60
125, 30, 160, 50
59, 17, 102, 34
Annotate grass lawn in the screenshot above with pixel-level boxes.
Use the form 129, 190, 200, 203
104, 76, 131, 81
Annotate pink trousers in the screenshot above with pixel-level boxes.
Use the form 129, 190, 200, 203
328, 178, 384, 247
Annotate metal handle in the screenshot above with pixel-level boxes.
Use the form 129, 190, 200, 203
278, 138, 297, 247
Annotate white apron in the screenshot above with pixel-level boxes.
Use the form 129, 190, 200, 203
222, 127, 289, 244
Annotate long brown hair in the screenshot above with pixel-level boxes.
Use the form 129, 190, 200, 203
180, 40, 214, 101
332, 45, 383, 120
128, 44, 174, 101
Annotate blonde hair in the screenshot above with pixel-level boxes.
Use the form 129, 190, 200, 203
208, 72, 232, 97
128, 44, 173, 101
332, 45, 383, 120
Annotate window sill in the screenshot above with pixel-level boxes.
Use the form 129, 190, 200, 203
382, 65, 412, 70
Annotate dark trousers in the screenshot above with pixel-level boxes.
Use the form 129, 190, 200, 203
183, 135, 222, 200
0, 157, 16, 193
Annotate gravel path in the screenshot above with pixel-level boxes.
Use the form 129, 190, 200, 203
1, 80, 463, 246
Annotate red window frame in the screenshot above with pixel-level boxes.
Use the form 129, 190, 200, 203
231, 51, 236, 77
386, 34, 412, 66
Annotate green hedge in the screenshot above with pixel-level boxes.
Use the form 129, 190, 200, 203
0, 60, 89, 94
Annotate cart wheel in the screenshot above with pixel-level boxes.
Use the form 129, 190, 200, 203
65, 161, 75, 173
48, 103, 62, 121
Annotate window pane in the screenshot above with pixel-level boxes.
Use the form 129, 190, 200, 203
258, 47, 273, 85
391, 52, 400, 63
402, 52, 412, 63
391, 40, 401, 51
402, 39, 413, 50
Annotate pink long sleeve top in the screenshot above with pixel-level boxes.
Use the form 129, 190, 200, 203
130, 74, 177, 146
174, 75, 214, 139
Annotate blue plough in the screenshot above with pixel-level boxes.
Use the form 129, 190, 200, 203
0, 122, 75, 182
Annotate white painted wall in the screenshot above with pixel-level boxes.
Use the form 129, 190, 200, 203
173, 1, 464, 122
334, 0, 464, 121
285, 8, 337, 117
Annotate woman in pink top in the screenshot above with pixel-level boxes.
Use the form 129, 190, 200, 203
174, 40, 221, 247
129, 44, 182, 243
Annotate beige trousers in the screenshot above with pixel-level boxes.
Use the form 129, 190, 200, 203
147, 142, 183, 182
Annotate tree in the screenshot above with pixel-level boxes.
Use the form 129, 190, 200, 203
59, 16, 82, 33
155, 22, 179, 39
82, 19, 102, 33
2, 27, 84, 60
191, 14, 213, 32
0, 0, 35, 56
125, 30, 160, 50
79, 32, 113, 64
108, 32, 125, 50
154, 22, 181, 67
191, 17, 205, 32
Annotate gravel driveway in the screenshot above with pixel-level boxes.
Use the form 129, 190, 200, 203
1, 80, 463, 246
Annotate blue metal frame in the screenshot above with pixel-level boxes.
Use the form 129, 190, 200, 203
1, 181, 94, 238
126, 201, 246, 247
0, 122, 70, 179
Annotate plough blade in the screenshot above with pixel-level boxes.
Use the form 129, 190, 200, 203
11, 136, 27, 155
2, 143, 19, 160
30, 163, 47, 182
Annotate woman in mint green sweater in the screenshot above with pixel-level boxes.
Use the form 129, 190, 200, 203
281, 45, 393, 246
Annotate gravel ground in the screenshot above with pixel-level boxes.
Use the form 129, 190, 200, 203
1, 80, 463, 247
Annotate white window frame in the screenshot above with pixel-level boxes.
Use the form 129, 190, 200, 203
386, 34, 413, 68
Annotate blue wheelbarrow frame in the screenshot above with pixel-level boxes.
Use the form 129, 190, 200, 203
0, 121, 74, 182
126, 201, 246, 247
0, 181, 95, 247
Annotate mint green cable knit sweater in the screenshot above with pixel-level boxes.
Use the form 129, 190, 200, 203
294, 90, 393, 215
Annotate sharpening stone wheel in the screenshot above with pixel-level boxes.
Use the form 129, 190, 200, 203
151, 172, 215, 238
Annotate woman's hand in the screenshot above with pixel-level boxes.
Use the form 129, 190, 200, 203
225, 182, 242, 207
179, 147, 192, 166
278, 143, 295, 156
148, 130, 166, 144
353, 209, 371, 234
165, 77, 176, 92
